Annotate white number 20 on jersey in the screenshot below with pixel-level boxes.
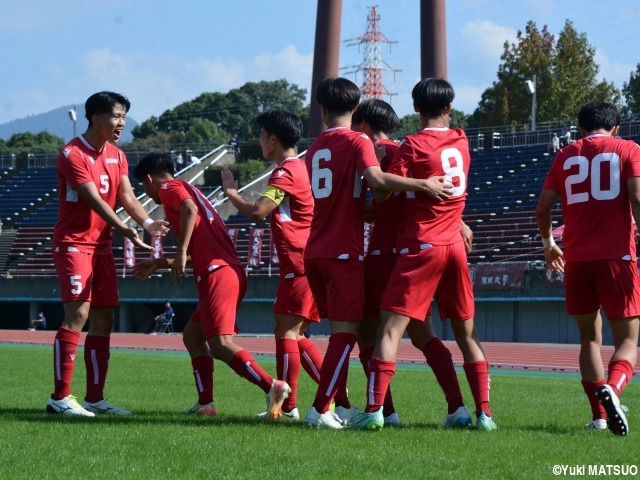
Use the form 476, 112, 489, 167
564, 153, 620, 205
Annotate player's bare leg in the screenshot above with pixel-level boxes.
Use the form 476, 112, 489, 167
451, 318, 496, 430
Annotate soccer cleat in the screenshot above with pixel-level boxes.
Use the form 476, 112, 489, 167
183, 402, 218, 416
256, 407, 299, 421
585, 419, 607, 430
476, 412, 498, 430
384, 412, 401, 427
596, 384, 628, 436
335, 405, 360, 423
345, 407, 384, 431
266, 380, 291, 419
83, 399, 132, 415
303, 406, 345, 429
46, 395, 95, 417
443, 406, 473, 429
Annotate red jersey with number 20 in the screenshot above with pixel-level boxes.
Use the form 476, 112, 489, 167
388, 127, 470, 250
305, 127, 380, 260
158, 179, 241, 279
542, 134, 640, 262
54, 136, 128, 253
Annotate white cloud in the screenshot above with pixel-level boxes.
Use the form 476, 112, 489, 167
593, 49, 634, 89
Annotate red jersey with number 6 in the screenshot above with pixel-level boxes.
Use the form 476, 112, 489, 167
388, 127, 470, 251
542, 134, 640, 262
54, 136, 128, 254
304, 127, 379, 260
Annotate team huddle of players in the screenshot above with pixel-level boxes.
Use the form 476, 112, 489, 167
46, 78, 638, 437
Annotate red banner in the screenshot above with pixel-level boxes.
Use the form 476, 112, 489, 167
471, 263, 526, 289
248, 227, 263, 267
124, 237, 136, 268
151, 236, 163, 259
228, 227, 238, 247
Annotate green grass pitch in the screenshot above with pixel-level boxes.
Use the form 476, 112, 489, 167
0, 344, 637, 479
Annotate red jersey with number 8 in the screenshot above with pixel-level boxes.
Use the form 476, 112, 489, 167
388, 127, 470, 250
542, 134, 640, 262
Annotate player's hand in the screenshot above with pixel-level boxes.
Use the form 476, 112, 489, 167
122, 227, 152, 250
461, 222, 473, 253
132, 259, 159, 279
423, 176, 454, 201
544, 245, 565, 272
221, 166, 239, 195
145, 219, 170, 237
170, 250, 188, 283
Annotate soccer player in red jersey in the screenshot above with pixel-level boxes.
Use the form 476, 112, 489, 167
221, 110, 326, 420
536, 102, 640, 436
133, 153, 290, 419
46, 92, 170, 417
302, 77, 454, 429
353, 98, 473, 429
348, 78, 496, 431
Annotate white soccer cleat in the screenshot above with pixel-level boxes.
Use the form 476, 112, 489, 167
183, 402, 218, 416
46, 395, 95, 417
384, 412, 401, 427
443, 406, 473, 429
266, 380, 291, 419
83, 399, 132, 415
334, 405, 360, 423
584, 419, 607, 430
256, 407, 299, 421
304, 406, 345, 429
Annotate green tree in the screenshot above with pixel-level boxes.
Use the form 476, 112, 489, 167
0, 131, 65, 155
470, 20, 622, 127
622, 63, 640, 117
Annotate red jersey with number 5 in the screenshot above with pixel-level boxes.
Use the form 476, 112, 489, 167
54, 136, 128, 254
304, 127, 379, 260
542, 134, 640, 262
388, 127, 470, 250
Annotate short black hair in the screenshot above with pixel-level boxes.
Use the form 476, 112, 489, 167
85, 91, 130, 127
134, 153, 175, 181
352, 99, 399, 134
412, 78, 455, 117
256, 110, 303, 149
316, 77, 361, 114
577, 102, 620, 132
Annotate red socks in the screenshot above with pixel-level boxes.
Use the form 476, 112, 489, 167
463, 360, 492, 417
313, 332, 356, 413
366, 357, 396, 413
423, 338, 464, 414
607, 359, 634, 396
84, 334, 111, 403
191, 355, 214, 405
276, 338, 300, 412
360, 345, 396, 415
229, 349, 273, 394
52, 327, 81, 400
581, 378, 607, 420
298, 337, 323, 383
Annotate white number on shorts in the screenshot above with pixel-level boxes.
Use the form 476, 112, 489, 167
564, 153, 621, 205
70, 275, 83, 295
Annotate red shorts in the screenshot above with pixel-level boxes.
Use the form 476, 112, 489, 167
53, 248, 118, 306
564, 259, 640, 318
364, 254, 396, 317
189, 265, 247, 338
304, 258, 364, 322
274, 274, 320, 322
380, 241, 474, 322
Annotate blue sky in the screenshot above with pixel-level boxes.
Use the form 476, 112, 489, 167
2, 0, 640, 126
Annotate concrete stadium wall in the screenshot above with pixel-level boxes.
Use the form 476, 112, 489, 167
0, 272, 614, 345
